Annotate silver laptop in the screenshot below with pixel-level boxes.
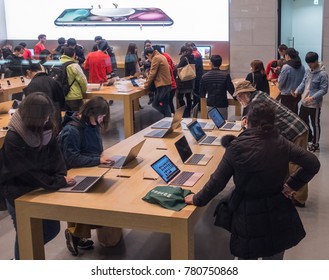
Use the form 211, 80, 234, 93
144, 106, 186, 138
181, 104, 215, 130
151, 155, 203, 187
58, 168, 111, 193
187, 120, 222, 146
174, 136, 213, 165
151, 105, 185, 129
208, 107, 242, 131
86, 83, 103, 92
109, 139, 146, 168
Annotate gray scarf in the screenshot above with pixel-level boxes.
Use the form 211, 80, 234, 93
8, 111, 52, 148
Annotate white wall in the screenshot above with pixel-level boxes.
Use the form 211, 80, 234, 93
0, 0, 7, 44
322, 0, 329, 66
229, 0, 277, 79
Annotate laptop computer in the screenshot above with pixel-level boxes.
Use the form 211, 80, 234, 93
58, 167, 112, 193
144, 106, 186, 138
151, 105, 185, 129
174, 136, 213, 165
208, 107, 242, 131
109, 139, 146, 168
151, 155, 203, 187
182, 104, 215, 130
187, 120, 222, 146
86, 83, 103, 92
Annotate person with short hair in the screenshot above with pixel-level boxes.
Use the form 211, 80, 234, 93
199, 54, 234, 120
84, 40, 112, 84
67, 37, 85, 65
60, 47, 88, 111
0, 92, 76, 260
185, 101, 320, 260
22, 60, 65, 129
18, 42, 32, 59
34, 34, 46, 59
53, 37, 66, 60
6, 45, 24, 77
294, 51, 328, 152
278, 48, 305, 114
144, 47, 172, 117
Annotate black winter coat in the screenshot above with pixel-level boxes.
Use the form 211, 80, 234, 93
0, 131, 67, 206
193, 128, 320, 259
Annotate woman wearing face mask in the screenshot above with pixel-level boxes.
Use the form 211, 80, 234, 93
58, 96, 115, 256
0, 92, 75, 260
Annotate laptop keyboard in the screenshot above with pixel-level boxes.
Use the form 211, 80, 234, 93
202, 136, 217, 144
187, 154, 204, 164
171, 171, 194, 185
151, 130, 166, 137
153, 121, 170, 128
71, 177, 99, 191
223, 122, 235, 129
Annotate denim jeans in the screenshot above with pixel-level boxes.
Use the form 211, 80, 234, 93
6, 199, 60, 260
152, 85, 171, 117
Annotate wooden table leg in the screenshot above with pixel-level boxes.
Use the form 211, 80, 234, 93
123, 96, 134, 138
16, 202, 45, 260
170, 220, 194, 260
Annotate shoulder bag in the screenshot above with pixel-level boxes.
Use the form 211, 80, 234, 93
177, 57, 196, 81
213, 186, 244, 232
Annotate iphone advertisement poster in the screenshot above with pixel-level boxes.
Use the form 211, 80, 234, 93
3, 0, 229, 41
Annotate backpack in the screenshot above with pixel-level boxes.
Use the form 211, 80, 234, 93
49, 61, 76, 96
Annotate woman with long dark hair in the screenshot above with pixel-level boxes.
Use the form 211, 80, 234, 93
0, 92, 75, 259
185, 101, 320, 260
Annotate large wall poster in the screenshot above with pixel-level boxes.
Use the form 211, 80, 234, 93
4, 0, 229, 41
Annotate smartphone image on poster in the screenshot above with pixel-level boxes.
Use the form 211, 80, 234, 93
54, 8, 174, 26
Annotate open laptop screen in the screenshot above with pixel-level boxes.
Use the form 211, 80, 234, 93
208, 107, 226, 128
187, 121, 207, 142
151, 155, 180, 183
174, 136, 193, 163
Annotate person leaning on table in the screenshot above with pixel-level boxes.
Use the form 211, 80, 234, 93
233, 80, 309, 208
185, 101, 320, 260
58, 96, 118, 256
0, 92, 76, 260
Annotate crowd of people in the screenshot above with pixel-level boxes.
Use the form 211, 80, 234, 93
0, 35, 326, 260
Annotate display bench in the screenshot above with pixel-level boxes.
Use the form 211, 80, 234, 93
15, 118, 237, 260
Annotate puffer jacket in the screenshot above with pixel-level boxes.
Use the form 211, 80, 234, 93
193, 128, 320, 259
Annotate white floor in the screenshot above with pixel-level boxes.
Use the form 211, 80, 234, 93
1, 95, 328, 260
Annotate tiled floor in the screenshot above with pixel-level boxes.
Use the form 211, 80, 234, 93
0, 95, 328, 260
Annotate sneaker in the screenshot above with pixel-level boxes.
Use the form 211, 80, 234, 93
308, 143, 319, 152
109, 100, 114, 106
77, 238, 94, 250
64, 229, 79, 256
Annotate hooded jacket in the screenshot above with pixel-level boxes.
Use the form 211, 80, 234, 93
60, 55, 88, 101
278, 58, 305, 95
296, 63, 328, 108
193, 129, 320, 259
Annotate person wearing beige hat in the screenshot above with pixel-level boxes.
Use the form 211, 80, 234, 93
233, 80, 309, 207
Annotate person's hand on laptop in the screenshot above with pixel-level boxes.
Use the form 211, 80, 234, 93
100, 155, 115, 166
65, 176, 76, 186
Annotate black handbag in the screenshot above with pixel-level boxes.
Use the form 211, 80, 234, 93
213, 187, 243, 232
